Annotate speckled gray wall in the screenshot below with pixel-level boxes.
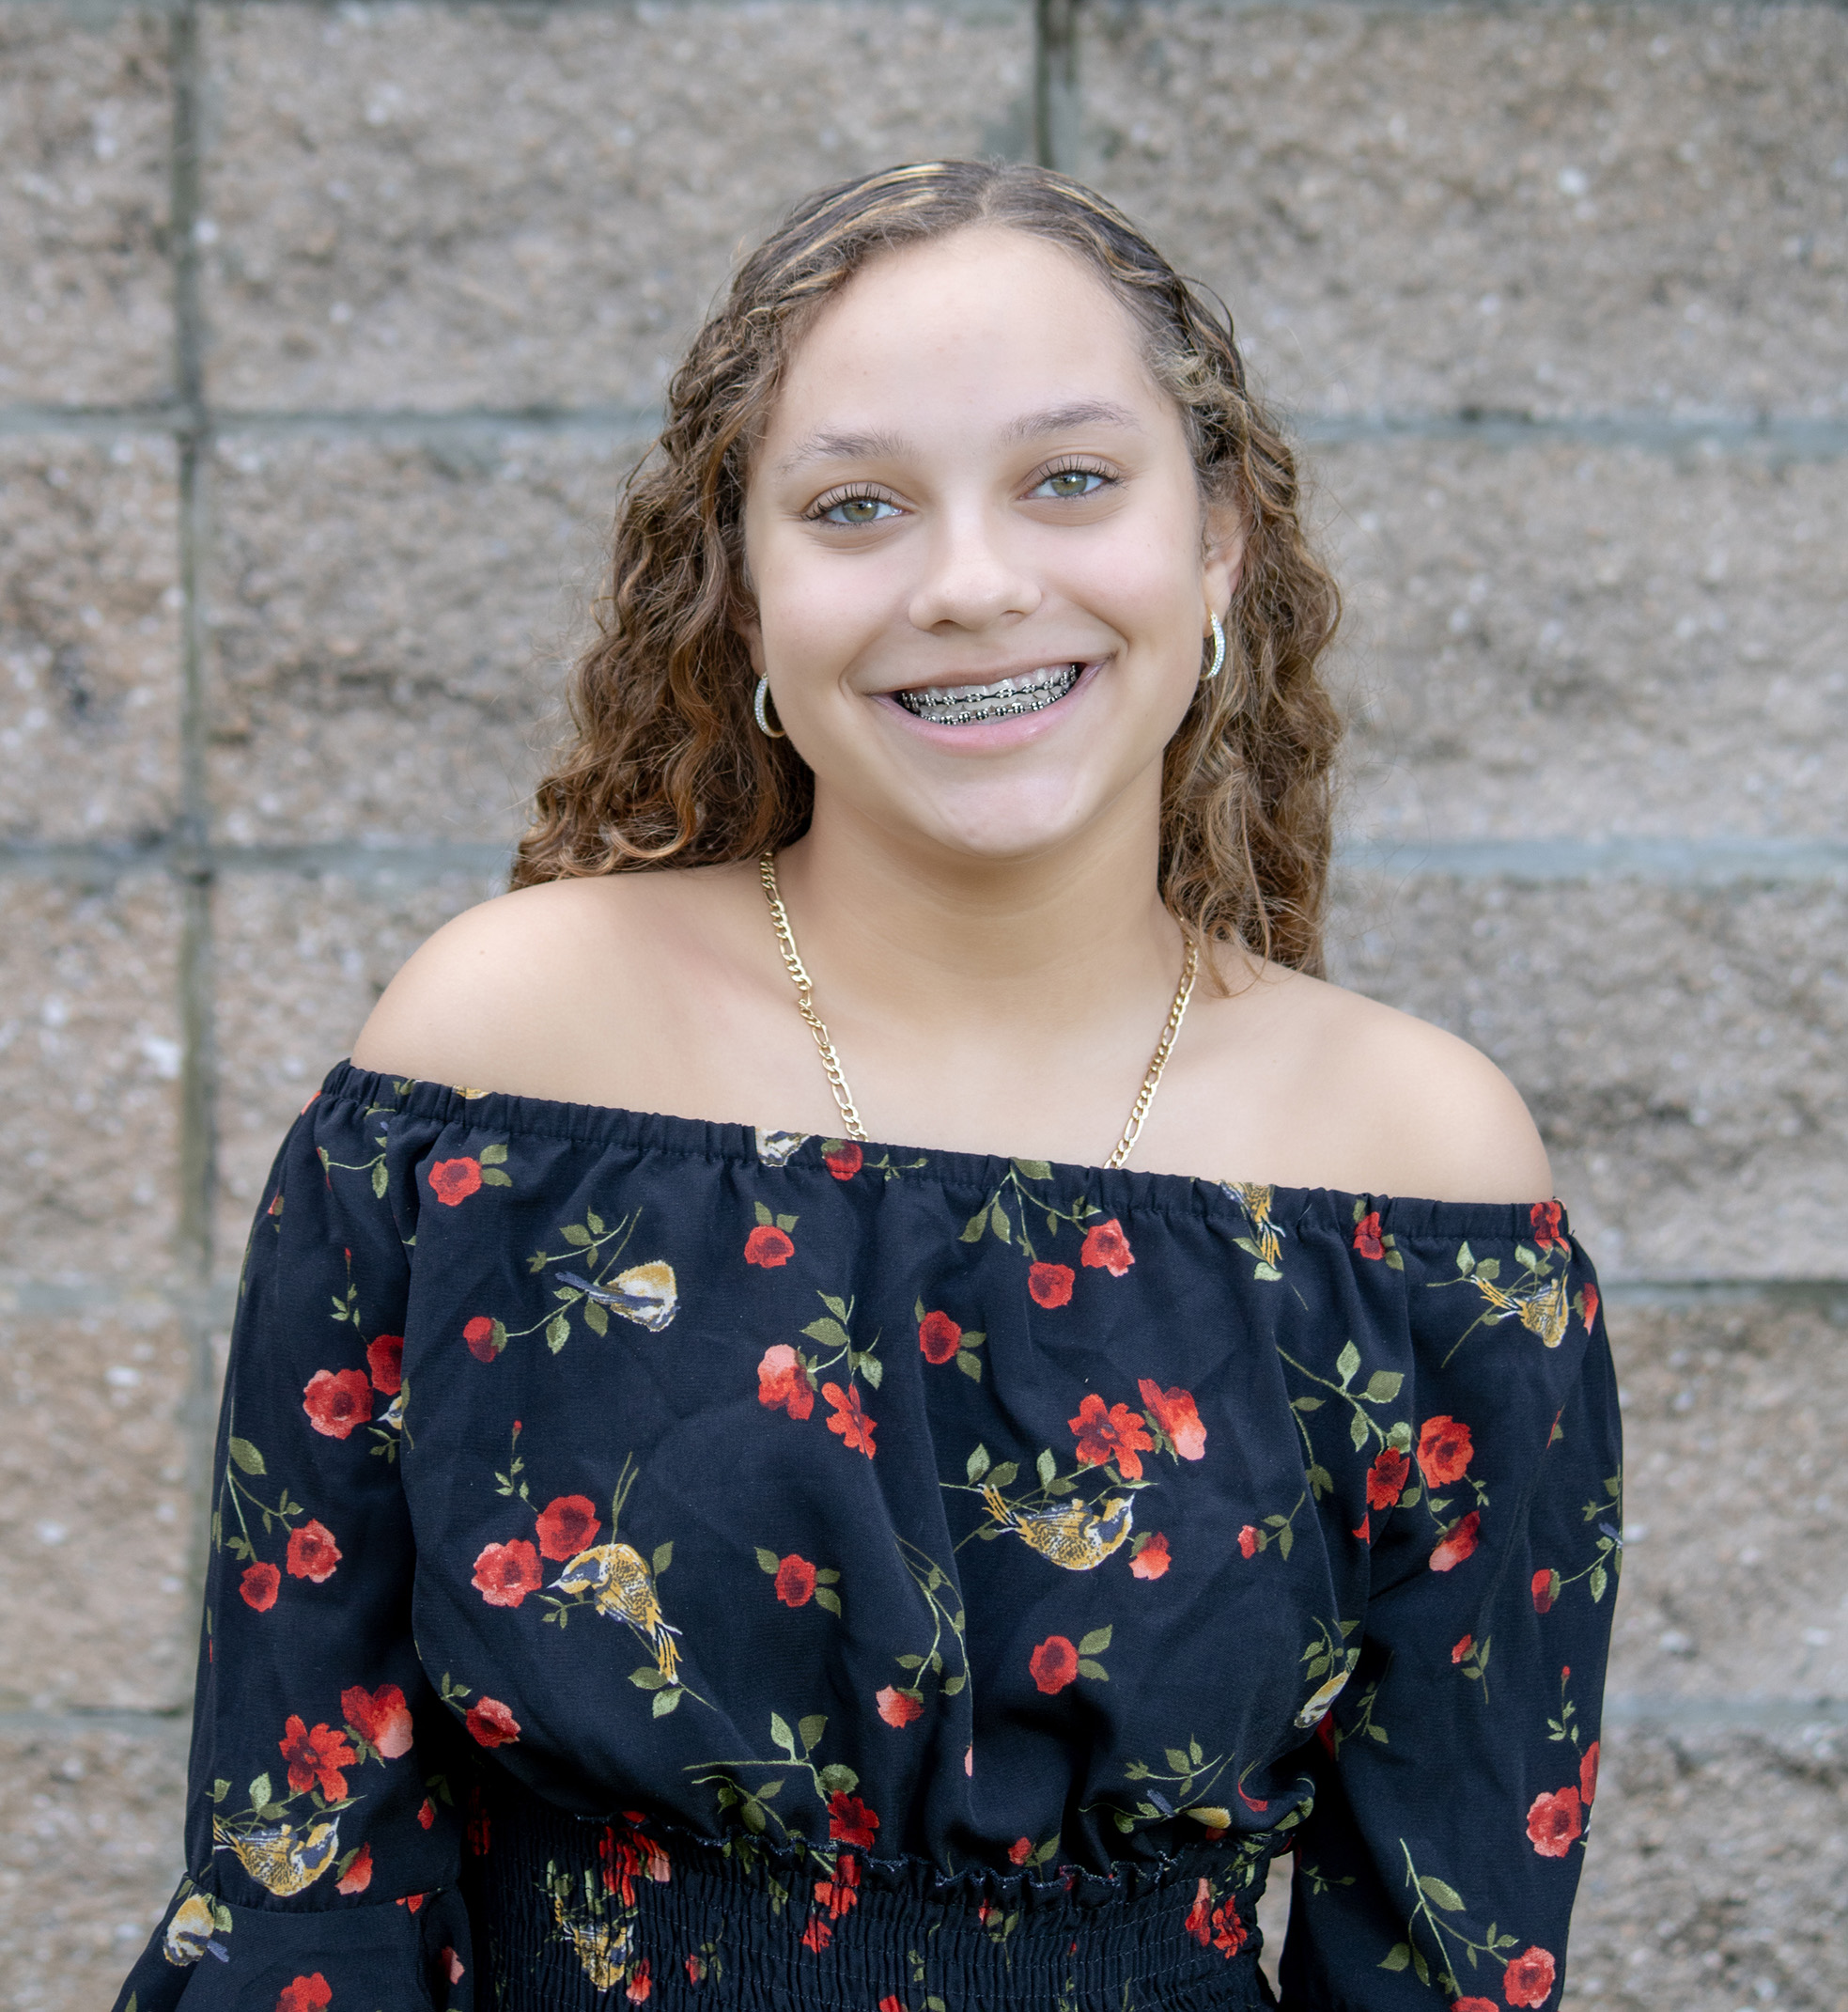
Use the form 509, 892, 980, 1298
1, 2, 1843, 2004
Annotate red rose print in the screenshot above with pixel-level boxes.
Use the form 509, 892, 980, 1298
1526, 1786, 1582, 1858
1580, 1281, 1599, 1330
1351, 1514, 1371, 1544
365, 1334, 403, 1395
241, 1561, 281, 1612
688, 1956, 707, 1986
877, 1685, 923, 1727
279, 1716, 356, 1801
1502, 1946, 1557, 2006
1237, 1524, 1259, 1559
774, 1554, 817, 1606
745, 1224, 795, 1268
877, 1999, 904, 2012
399, 1893, 426, 1912
827, 1791, 878, 1848
442, 1948, 465, 1985
1029, 1634, 1079, 1694
626, 1957, 652, 2002
429, 1158, 484, 1206
1137, 1380, 1206, 1460
1080, 1218, 1135, 1275
1211, 1901, 1247, 1957
1352, 1211, 1385, 1259
286, 1520, 341, 1583
1453, 2001, 1499, 2012
1530, 1200, 1563, 1251
918, 1309, 962, 1365
756, 1344, 815, 1420
336, 1841, 373, 1894
473, 1538, 542, 1609
463, 1315, 499, 1362
1027, 1261, 1074, 1308
465, 1696, 520, 1747
1416, 1415, 1473, 1488
1366, 1446, 1411, 1510
276, 1978, 333, 2012
535, 1494, 601, 1562
1579, 1740, 1599, 1805
1130, 1533, 1172, 1581
341, 1682, 413, 1758
823, 1380, 877, 1457
1429, 1510, 1482, 1573
800, 1915, 832, 1954
822, 1140, 863, 1180
1531, 1567, 1559, 1614
1452, 1634, 1474, 1664
810, 1852, 861, 1938
1069, 1392, 1156, 1480
1184, 1877, 1212, 1945
417, 1797, 436, 1830
1008, 1836, 1033, 1865
302, 1366, 372, 1440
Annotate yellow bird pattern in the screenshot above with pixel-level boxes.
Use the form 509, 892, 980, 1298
983, 1484, 1135, 1571
1472, 1271, 1569, 1349
211, 1814, 341, 1895
551, 1893, 633, 1989
162, 1892, 220, 1965
553, 1541, 682, 1680
1222, 1180, 1284, 1270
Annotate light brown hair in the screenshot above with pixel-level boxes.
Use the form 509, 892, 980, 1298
512, 160, 1343, 974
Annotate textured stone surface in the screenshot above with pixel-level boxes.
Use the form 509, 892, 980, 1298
198, 0, 1033, 410
1566, 1721, 1848, 2010
0, 1717, 188, 2012
1602, 1302, 1848, 1704
1314, 437, 1848, 843
0, 6, 174, 408
0, 1306, 195, 1713
1329, 876, 1848, 1280
1081, 5, 1848, 419
0, 434, 181, 844
206, 429, 625, 846
0, 872, 182, 1291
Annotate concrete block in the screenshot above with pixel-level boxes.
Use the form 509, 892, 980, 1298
0, 872, 182, 1291
1328, 876, 1848, 1280
197, 0, 1033, 410
1314, 437, 1848, 843
0, 1716, 188, 2012
0, 1306, 194, 1714
1079, 5, 1848, 418
205, 429, 625, 847
0, 6, 175, 408
0, 434, 181, 845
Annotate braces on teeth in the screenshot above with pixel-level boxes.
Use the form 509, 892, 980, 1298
894, 663, 1082, 725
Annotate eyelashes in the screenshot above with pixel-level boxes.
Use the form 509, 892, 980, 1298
802, 460, 1122, 526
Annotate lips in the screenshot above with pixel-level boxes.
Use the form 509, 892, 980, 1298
891, 663, 1083, 727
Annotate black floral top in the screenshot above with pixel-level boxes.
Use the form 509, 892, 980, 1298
118, 1061, 1619, 2012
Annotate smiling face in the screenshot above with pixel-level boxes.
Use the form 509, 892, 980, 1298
740, 226, 1243, 866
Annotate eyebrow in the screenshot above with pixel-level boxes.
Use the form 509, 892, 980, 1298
773, 400, 1144, 476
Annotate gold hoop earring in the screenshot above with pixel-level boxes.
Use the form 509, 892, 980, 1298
1201, 614, 1226, 682
753, 676, 786, 739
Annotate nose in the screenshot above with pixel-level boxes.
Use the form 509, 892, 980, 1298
905, 505, 1042, 634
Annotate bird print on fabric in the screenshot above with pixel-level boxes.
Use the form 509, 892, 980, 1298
552, 1542, 683, 1681
982, 1484, 1135, 1571
211, 1815, 342, 1895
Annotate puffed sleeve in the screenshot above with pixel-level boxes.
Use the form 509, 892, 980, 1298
1280, 1209, 1620, 2011
114, 1082, 474, 2010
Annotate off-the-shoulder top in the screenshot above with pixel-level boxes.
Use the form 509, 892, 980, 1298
117, 1060, 1620, 2012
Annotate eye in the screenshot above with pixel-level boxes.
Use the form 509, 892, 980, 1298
1030, 466, 1113, 501
812, 492, 902, 526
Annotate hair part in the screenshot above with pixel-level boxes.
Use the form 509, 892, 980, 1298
512, 159, 1343, 976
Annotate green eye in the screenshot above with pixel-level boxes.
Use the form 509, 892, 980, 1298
1037, 469, 1105, 499
823, 496, 897, 525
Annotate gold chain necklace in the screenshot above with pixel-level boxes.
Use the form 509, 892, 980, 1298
758, 850, 1199, 1170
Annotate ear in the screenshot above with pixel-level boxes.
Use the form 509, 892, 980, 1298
1201, 498, 1247, 624
736, 607, 767, 678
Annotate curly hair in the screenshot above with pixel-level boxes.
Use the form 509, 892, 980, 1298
512, 160, 1343, 975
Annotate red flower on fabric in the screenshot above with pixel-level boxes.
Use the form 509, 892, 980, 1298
286, 1520, 341, 1583
302, 1367, 372, 1440
1579, 1740, 1599, 1806
812, 1851, 861, 1926
800, 1915, 832, 1954
1452, 1634, 1474, 1664
341, 1682, 413, 1758
1526, 1786, 1582, 1858
276, 1978, 333, 2012
827, 1792, 878, 1848
1580, 1281, 1600, 1330
465, 1787, 490, 1857
774, 1555, 817, 1607
1502, 1946, 1558, 2006
241, 1561, 281, 1612
279, 1716, 356, 1801
1008, 1836, 1033, 1865
1028, 1262, 1074, 1308
756, 1344, 815, 1420
823, 1380, 877, 1457
365, 1334, 403, 1396
463, 1315, 499, 1362
1416, 1415, 1473, 1487
465, 1696, 520, 1747
1237, 1524, 1260, 1559
473, 1538, 542, 1609
823, 1141, 863, 1180
627, 1957, 652, 2002
1429, 1511, 1482, 1573
1366, 1447, 1411, 1510
1211, 1902, 1248, 1957
535, 1494, 601, 1562
918, 1310, 962, 1365
1531, 1568, 1559, 1614
1069, 1393, 1155, 1479
417, 1797, 436, 1830
1130, 1533, 1172, 1581
1029, 1635, 1079, 1694
442, 1948, 465, 1985
744, 1224, 795, 1268
336, 1841, 373, 1894
1453, 2001, 1499, 2012
1530, 1200, 1564, 1251
688, 1956, 707, 1986
429, 1158, 483, 1207
1080, 1218, 1135, 1275
1137, 1380, 1206, 1460
877, 1685, 923, 1727
1352, 1211, 1386, 1259
1184, 1877, 1213, 1945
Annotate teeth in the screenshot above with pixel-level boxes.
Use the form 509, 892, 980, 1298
894, 663, 1082, 725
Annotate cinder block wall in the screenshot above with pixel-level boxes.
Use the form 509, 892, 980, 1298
2, 1, 1843, 2004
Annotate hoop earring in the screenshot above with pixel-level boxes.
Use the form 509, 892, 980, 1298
1201, 613, 1226, 682
753, 676, 786, 739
